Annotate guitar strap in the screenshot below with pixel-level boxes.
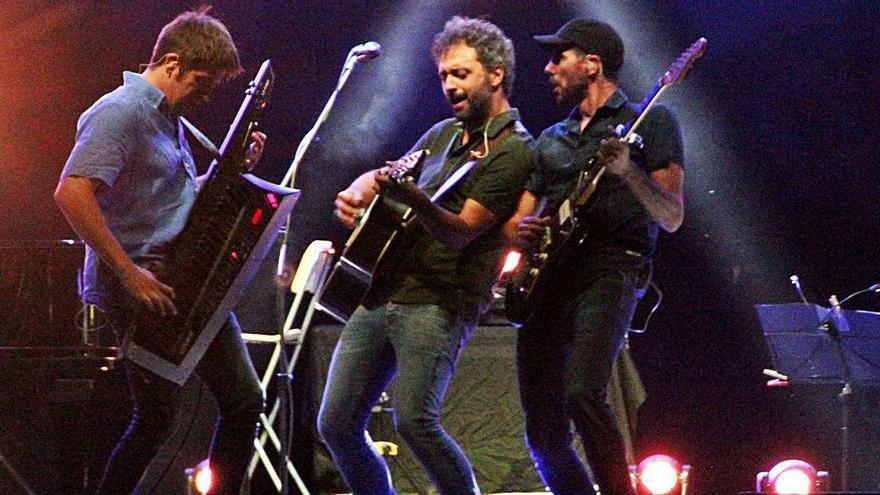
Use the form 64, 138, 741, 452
180, 116, 221, 159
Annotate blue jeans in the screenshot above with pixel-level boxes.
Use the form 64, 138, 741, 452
96, 268, 263, 495
517, 256, 643, 495
317, 303, 480, 495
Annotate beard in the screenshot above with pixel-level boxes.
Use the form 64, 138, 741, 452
448, 83, 493, 127
553, 71, 591, 108
555, 80, 588, 108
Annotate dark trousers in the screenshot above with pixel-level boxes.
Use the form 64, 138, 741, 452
517, 256, 643, 495
95, 309, 263, 495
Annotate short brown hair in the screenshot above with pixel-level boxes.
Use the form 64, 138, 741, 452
150, 5, 242, 78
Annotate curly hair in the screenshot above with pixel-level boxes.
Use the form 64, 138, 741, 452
431, 16, 516, 96
150, 5, 242, 78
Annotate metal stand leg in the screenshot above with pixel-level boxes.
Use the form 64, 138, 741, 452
243, 334, 312, 495
0, 451, 36, 495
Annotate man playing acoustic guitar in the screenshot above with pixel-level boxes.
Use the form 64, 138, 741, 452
507, 19, 685, 495
317, 16, 533, 495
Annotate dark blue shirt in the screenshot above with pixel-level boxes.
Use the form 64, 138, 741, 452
60, 72, 198, 306
527, 90, 683, 259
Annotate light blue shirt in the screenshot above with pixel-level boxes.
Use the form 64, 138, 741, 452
61, 72, 198, 306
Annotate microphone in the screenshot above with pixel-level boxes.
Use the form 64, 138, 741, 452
819, 294, 846, 338
789, 274, 810, 305
350, 41, 383, 59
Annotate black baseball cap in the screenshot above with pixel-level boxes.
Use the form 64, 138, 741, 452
533, 18, 624, 78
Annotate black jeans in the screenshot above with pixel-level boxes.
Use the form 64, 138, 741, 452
517, 254, 644, 495
95, 277, 263, 494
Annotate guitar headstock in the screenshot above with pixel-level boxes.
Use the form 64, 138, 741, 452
389, 149, 430, 181
661, 38, 707, 87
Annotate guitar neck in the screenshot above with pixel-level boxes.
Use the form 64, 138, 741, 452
620, 78, 670, 141
565, 37, 706, 210
566, 79, 670, 209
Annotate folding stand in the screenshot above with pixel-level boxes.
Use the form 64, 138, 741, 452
243, 240, 335, 494
244, 41, 374, 495
755, 302, 880, 490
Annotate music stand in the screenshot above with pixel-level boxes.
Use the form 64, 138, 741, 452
755, 303, 880, 490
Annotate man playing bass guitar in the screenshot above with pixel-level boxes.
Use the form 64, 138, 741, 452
506, 19, 685, 495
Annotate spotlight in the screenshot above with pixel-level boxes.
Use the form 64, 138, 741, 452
629, 454, 691, 495
491, 250, 522, 303
755, 459, 829, 494
185, 459, 213, 495
500, 250, 521, 276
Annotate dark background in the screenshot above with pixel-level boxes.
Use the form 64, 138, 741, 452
2, 1, 880, 493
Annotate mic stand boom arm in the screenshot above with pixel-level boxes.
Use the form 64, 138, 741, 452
281, 47, 370, 189
275, 47, 377, 287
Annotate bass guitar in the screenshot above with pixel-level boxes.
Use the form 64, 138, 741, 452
505, 37, 707, 325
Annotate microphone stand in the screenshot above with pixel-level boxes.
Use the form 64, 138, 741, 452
819, 294, 853, 491
270, 47, 374, 495
275, 47, 372, 301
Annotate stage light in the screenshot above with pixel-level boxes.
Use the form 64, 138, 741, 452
500, 250, 521, 275
185, 459, 212, 495
629, 454, 691, 495
755, 459, 829, 494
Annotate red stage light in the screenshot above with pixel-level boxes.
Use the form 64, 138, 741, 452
755, 459, 829, 494
185, 459, 212, 495
500, 250, 521, 275
630, 454, 691, 495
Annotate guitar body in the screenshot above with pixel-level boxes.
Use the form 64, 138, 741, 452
505, 220, 578, 325
315, 150, 428, 323
315, 196, 411, 323
504, 154, 603, 325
